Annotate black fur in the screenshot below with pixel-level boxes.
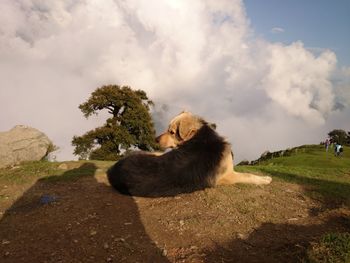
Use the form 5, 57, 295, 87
107, 124, 228, 197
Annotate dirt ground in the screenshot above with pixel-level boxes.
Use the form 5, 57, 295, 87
0, 163, 349, 263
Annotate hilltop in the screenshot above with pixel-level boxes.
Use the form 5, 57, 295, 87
237, 144, 350, 203
0, 145, 349, 262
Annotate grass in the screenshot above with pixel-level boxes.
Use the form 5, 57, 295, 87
306, 232, 350, 263
236, 145, 350, 205
0, 160, 114, 185
236, 145, 350, 262
40, 162, 98, 182
0, 161, 61, 184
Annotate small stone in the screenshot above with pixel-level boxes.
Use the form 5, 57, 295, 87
237, 233, 245, 239
162, 249, 167, 256
73, 240, 78, 243
104, 243, 109, 249
2, 240, 10, 245
179, 220, 185, 227
4, 251, 10, 257
40, 194, 59, 205
90, 230, 97, 236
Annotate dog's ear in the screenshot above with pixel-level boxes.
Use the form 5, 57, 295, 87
178, 116, 201, 141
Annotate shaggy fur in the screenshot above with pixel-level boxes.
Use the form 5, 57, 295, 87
107, 112, 272, 197
107, 122, 227, 197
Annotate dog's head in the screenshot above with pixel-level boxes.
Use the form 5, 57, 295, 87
156, 111, 205, 149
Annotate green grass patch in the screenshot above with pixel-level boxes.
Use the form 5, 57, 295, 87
236, 145, 350, 205
40, 162, 98, 182
0, 160, 114, 184
306, 232, 350, 263
0, 161, 61, 184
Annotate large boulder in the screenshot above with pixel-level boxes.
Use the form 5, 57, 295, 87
0, 125, 53, 168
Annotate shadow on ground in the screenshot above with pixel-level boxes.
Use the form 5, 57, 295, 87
204, 215, 350, 263
257, 168, 350, 210
0, 163, 169, 263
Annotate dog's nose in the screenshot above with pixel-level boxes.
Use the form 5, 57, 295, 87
155, 135, 161, 143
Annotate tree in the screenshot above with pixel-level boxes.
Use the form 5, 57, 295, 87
328, 129, 350, 145
72, 85, 158, 160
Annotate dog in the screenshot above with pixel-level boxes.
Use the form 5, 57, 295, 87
107, 112, 272, 197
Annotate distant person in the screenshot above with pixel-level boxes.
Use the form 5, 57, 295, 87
334, 142, 339, 156
339, 144, 344, 157
325, 138, 330, 152
334, 143, 343, 157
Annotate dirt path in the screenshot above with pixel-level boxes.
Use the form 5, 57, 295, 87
0, 164, 349, 262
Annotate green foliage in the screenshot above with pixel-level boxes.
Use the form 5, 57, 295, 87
72, 85, 157, 160
306, 232, 350, 263
328, 129, 350, 145
46, 143, 59, 155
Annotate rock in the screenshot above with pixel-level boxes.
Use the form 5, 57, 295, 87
179, 220, 185, 227
237, 233, 246, 239
0, 125, 53, 168
1, 240, 10, 245
190, 246, 198, 251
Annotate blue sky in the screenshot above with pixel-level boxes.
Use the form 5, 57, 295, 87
244, 0, 350, 66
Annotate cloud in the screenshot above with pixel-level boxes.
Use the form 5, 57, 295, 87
262, 41, 336, 124
271, 27, 285, 33
0, 0, 348, 162
332, 66, 350, 110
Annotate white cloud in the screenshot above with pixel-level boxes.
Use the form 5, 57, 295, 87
0, 0, 348, 162
271, 27, 285, 33
262, 41, 336, 124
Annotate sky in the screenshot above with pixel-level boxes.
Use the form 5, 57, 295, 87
0, 0, 349, 163
244, 0, 350, 66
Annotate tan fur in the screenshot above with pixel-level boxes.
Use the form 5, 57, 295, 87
156, 112, 203, 149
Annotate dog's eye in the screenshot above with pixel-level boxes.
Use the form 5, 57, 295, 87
169, 130, 175, 135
